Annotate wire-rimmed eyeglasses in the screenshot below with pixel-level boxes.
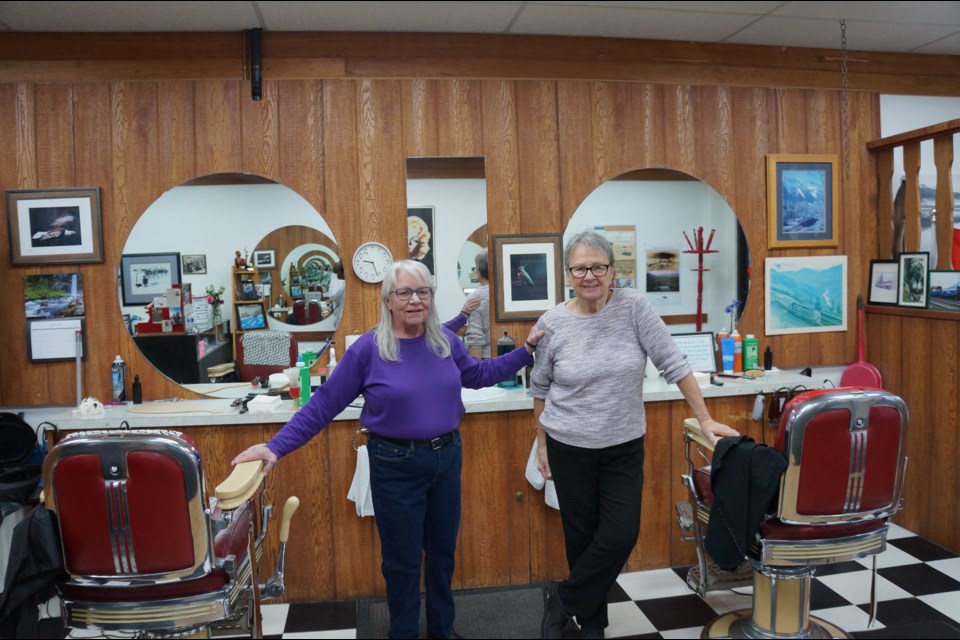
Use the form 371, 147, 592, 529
391, 287, 434, 301
568, 264, 610, 278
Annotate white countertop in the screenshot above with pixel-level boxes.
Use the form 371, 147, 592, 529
5, 369, 821, 432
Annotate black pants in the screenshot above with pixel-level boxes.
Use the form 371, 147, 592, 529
547, 434, 645, 629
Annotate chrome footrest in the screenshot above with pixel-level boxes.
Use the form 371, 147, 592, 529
676, 501, 695, 541
687, 556, 753, 596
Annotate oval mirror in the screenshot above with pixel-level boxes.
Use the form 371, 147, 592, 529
564, 168, 748, 334
119, 173, 340, 394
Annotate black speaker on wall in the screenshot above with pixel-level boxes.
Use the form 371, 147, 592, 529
249, 28, 263, 101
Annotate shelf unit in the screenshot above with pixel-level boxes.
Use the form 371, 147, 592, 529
231, 267, 265, 356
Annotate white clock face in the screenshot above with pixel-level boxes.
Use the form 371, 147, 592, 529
352, 242, 393, 283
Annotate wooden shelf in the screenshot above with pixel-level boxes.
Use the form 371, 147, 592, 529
865, 304, 960, 322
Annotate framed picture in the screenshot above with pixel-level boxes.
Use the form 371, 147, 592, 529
239, 279, 258, 301
492, 234, 564, 322
867, 260, 899, 306
290, 284, 303, 298
258, 270, 272, 284
6, 187, 104, 265
408, 206, 435, 276
24, 273, 84, 319
252, 249, 276, 269
766, 154, 839, 249
765, 255, 847, 335
120, 252, 181, 306
671, 331, 718, 373
928, 270, 960, 311
235, 302, 267, 331
897, 252, 929, 308
181, 254, 207, 275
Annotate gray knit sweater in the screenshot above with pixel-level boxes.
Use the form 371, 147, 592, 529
530, 288, 692, 448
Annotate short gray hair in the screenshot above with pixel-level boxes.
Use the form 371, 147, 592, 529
474, 248, 489, 280
375, 260, 451, 362
564, 229, 613, 267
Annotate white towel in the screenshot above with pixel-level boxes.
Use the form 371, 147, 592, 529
347, 445, 375, 517
525, 439, 560, 510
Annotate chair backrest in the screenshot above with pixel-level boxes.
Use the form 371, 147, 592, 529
774, 387, 908, 525
293, 299, 321, 325
42, 430, 213, 584
236, 329, 298, 381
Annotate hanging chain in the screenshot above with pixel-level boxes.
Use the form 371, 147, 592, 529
840, 19, 850, 180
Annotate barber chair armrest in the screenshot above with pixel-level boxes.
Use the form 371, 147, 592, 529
684, 418, 716, 453
215, 460, 264, 510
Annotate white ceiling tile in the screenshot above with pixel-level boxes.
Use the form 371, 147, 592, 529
772, 1, 960, 26
258, 1, 522, 33
913, 31, 960, 54
730, 16, 960, 52
0, 1, 260, 32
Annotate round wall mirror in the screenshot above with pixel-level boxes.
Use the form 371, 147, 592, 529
119, 173, 340, 393
564, 168, 748, 335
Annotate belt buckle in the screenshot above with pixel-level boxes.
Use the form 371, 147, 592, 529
430, 436, 444, 450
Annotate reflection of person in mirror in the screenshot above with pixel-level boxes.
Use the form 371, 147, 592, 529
532, 230, 739, 639
232, 260, 543, 639
463, 249, 491, 358
326, 261, 346, 326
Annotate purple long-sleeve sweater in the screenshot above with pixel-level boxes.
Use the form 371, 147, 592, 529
266, 328, 531, 459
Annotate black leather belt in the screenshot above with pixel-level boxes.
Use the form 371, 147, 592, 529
372, 430, 458, 450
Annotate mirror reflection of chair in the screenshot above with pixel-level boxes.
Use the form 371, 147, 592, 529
677, 388, 908, 638
41, 429, 299, 638
293, 299, 321, 325
235, 330, 299, 382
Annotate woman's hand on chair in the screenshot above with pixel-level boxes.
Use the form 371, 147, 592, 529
232, 444, 279, 475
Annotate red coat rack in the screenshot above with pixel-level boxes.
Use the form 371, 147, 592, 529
682, 227, 718, 332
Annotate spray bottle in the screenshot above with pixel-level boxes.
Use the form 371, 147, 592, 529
111, 355, 127, 403
743, 335, 759, 371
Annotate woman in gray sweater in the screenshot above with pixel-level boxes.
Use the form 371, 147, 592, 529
531, 230, 737, 639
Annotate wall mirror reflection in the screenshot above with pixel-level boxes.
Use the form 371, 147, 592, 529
405, 157, 488, 323
119, 173, 339, 393
564, 169, 748, 335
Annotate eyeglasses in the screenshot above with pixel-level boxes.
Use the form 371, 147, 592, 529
568, 264, 610, 278
391, 287, 433, 301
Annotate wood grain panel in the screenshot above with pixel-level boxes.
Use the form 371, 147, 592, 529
933, 136, 955, 270
240, 79, 281, 181
403, 78, 440, 158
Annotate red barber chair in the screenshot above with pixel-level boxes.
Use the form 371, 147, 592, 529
293, 299, 321, 325
41, 429, 299, 638
235, 329, 299, 382
677, 387, 908, 638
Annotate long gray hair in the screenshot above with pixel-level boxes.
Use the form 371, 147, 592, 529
564, 229, 614, 267
375, 260, 451, 362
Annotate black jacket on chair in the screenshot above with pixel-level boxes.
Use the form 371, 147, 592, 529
705, 436, 787, 571
0, 506, 63, 639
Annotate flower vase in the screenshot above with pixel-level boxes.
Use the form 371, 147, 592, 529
212, 306, 224, 342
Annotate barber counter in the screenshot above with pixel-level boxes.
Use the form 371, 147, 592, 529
8, 370, 819, 603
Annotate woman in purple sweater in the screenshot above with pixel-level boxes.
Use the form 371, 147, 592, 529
233, 260, 542, 640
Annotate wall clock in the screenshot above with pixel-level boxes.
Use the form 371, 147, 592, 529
352, 242, 393, 283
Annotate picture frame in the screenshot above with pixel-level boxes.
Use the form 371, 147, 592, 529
492, 233, 564, 322
239, 279, 258, 301
181, 254, 207, 275
24, 273, 84, 319
408, 206, 436, 276
867, 260, 899, 306
765, 255, 847, 335
252, 249, 276, 269
671, 331, 718, 373
897, 252, 929, 308
766, 154, 839, 249
290, 284, 303, 298
235, 302, 267, 331
928, 270, 960, 311
26, 317, 87, 363
6, 187, 104, 265
120, 252, 181, 306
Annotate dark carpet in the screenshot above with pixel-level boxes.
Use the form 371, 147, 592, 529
356, 584, 545, 639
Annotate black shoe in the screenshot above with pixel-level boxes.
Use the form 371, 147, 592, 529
541, 581, 571, 639
579, 623, 605, 639
426, 632, 464, 639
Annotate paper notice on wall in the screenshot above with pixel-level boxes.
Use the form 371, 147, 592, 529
28, 318, 85, 361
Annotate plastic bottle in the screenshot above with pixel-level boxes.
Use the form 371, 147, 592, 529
720, 337, 735, 373
297, 359, 310, 408
743, 335, 759, 371
132, 375, 143, 404
111, 355, 127, 402
496, 332, 517, 388
731, 329, 743, 373
327, 346, 337, 376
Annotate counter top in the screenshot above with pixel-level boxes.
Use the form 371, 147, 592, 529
6, 369, 820, 431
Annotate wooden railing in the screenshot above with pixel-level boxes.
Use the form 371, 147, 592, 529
867, 119, 958, 267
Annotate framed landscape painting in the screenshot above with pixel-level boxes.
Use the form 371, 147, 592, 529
765, 255, 847, 335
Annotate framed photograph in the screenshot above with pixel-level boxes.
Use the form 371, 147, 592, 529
897, 252, 929, 308
239, 279, 258, 301
258, 270, 272, 284
252, 249, 276, 269
24, 273, 84, 319
181, 254, 207, 275
765, 255, 847, 335
6, 187, 104, 265
766, 154, 839, 249
120, 252, 181, 306
867, 260, 899, 306
408, 206, 435, 276
672, 331, 718, 373
235, 302, 267, 331
290, 284, 303, 298
492, 234, 564, 322
928, 270, 960, 311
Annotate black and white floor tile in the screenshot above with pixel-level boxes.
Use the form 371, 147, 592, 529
50, 524, 960, 639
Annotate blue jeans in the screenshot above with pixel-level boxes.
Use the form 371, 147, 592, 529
367, 431, 462, 639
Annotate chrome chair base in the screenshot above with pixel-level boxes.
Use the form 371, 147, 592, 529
703, 610, 848, 639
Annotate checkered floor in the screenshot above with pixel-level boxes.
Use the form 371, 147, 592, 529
50, 524, 960, 639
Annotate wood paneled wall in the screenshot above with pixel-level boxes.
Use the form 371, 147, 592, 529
2, 33, 959, 591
